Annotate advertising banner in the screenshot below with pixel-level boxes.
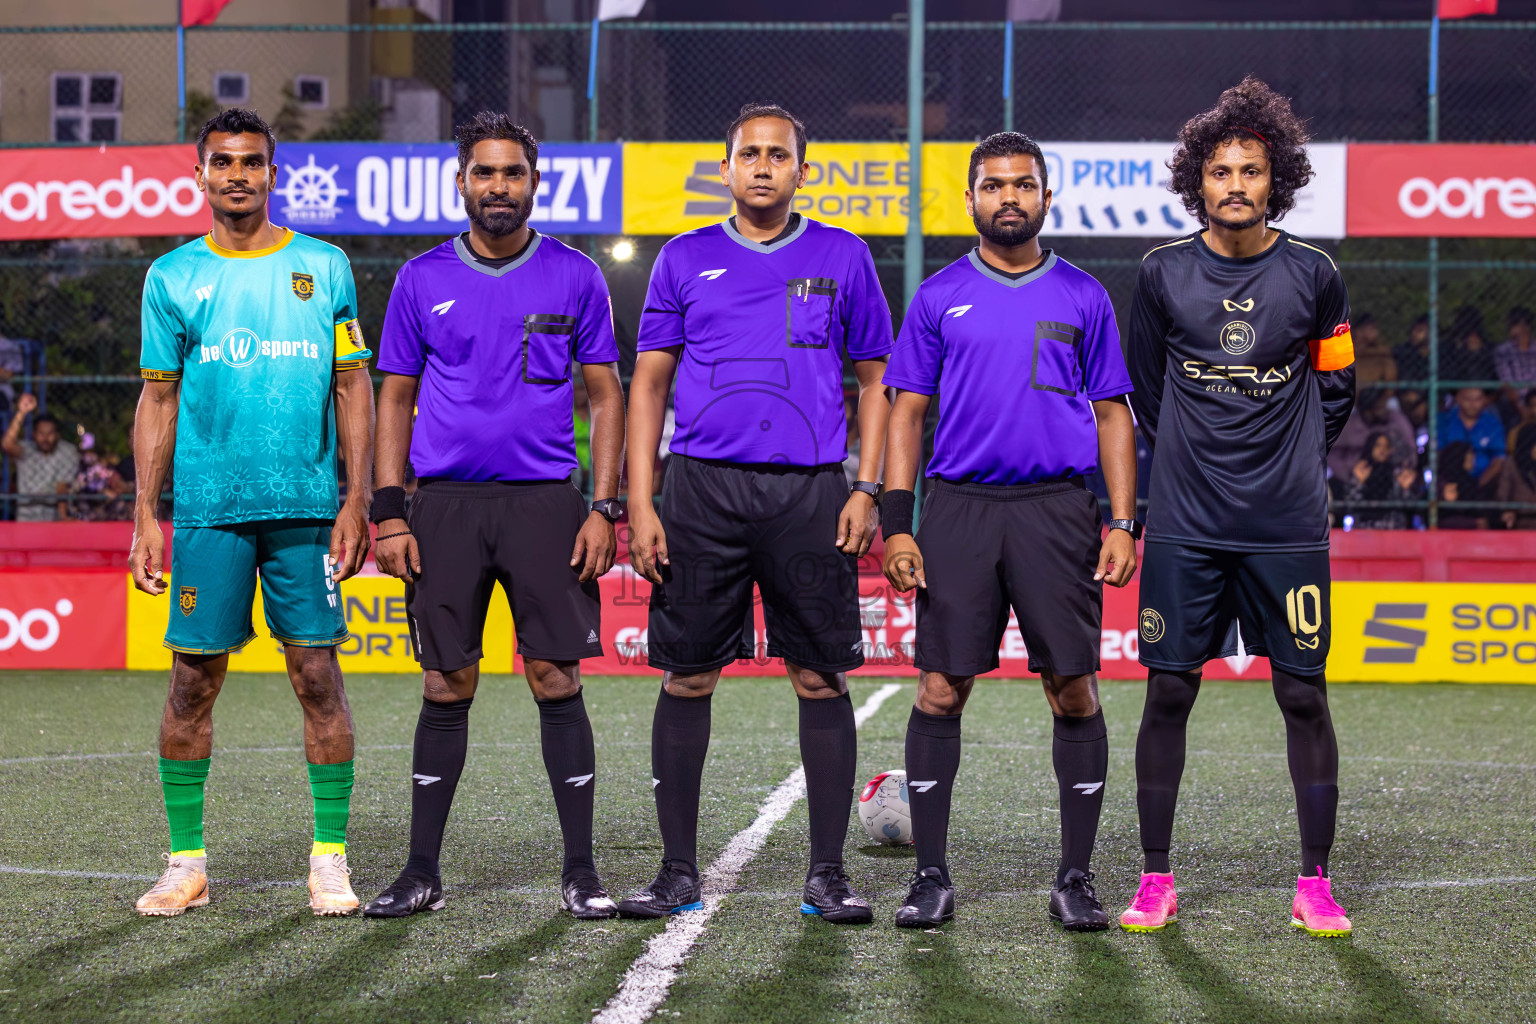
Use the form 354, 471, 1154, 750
1330, 582, 1536, 683
125, 573, 514, 674
0, 142, 622, 241
0, 572, 125, 670
622, 142, 918, 237
0, 144, 204, 241
1346, 143, 1536, 237
573, 566, 1271, 681
622, 141, 1346, 239
269, 142, 622, 236
17, 570, 1532, 683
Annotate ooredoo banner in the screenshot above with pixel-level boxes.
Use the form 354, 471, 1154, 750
0, 572, 125, 669
1347, 143, 1536, 237
0, 142, 623, 241
0, 145, 204, 240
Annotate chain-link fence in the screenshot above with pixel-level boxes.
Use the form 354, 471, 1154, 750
1, 18, 1533, 527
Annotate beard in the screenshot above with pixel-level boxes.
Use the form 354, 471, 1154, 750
974, 203, 1046, 247
1208, 199, 1264, 231
466, 195, 529, 237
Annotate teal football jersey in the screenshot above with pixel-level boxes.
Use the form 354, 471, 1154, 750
140, 228, 372, 528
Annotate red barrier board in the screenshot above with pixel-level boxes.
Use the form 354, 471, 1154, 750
0, 145, 204, 241
0, 572, 125, 669
1347, 143, 1536, 237
537, 566, 1269, 681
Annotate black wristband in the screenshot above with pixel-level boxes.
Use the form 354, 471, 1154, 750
369, 486, 407, 524
881, 488, 916, 540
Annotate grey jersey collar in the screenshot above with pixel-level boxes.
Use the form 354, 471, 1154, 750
966, 247, 1057, 288
453, 231, 543, 278
722, 214, 810, 254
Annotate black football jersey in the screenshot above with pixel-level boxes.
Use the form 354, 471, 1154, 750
1127, 230, 1357, 552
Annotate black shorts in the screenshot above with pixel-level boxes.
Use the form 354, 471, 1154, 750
1136, 541, 1331, 676
405, 479, 602, 672
646, 455, 862, 675
913, 477, 1104, 678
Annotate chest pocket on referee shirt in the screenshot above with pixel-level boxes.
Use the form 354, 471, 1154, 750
1031, 320, 1084, 396
523, 313, 575, 385
786, 278, 837, 349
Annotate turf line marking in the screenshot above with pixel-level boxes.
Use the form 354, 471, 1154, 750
0, 865, 158, 882
593, 682, 903, 1024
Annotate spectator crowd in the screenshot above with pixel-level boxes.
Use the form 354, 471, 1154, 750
1330, 305, 1536, 530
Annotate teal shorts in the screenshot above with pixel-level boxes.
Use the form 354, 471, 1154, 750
165, 519, 347, 655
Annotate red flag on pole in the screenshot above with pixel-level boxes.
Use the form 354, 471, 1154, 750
181, 0, 235, 26
1436, 0, 1497, 17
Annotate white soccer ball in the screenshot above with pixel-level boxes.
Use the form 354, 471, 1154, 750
858, 769, 913, 846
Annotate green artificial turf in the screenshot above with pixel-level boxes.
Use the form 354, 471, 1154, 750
0, 672, 1532, 1023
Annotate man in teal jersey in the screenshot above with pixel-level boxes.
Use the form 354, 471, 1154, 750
129, 109, 376, 917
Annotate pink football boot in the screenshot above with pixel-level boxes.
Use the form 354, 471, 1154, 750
1119, 871, 1177, 932
1292, 869, 1352, 936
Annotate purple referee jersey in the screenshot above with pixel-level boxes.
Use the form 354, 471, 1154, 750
884, 249, 1132, 485
376, 232, 619, 481
637, 216, 893, 466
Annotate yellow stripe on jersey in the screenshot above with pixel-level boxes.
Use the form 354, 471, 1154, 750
203, 226, 295, 259
1142, 236, 1194, 261
140, 368, 182, 381
1310, 323, 1355, 371
334, 318, 369, 364
1287, 237, 1340, 272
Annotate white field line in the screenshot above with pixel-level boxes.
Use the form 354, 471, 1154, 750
593, 682, 903, 1024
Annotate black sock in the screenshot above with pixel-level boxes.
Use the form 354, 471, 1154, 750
537, 688, 597, 876
405, 696, 473, 878
1272, 668, 1339, 877
652, 686, 711, 877
1135, 671, 1201, 874
799, 692, 856, 872
905, 706, 962, 884
1053, 709, 1108, 887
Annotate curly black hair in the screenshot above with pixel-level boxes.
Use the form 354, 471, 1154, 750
195, 108, 276, 163
1168, 76, 1312, 226
454, 110, 538, 173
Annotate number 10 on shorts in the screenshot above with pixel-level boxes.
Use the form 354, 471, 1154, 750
1286, 585, 1323, 649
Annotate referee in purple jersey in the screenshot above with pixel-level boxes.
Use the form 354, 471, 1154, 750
362, 113, 627, 920
620, 104, 894, 923
881, 133, 1139, 930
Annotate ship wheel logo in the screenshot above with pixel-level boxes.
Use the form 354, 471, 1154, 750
275, 155, 348, 225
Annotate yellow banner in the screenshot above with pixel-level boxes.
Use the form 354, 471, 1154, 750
621, 142, 976, 237
1331, 582, 1536, 684
125, 574, 514, 674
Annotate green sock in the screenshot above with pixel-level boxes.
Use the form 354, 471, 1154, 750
308, 760, 355, 848
159, 756, 210, 855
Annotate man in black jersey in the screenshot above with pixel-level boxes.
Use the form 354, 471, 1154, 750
1120, 78, 1357, 937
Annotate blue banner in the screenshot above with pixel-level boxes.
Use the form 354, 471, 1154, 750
267, 142, 622, 235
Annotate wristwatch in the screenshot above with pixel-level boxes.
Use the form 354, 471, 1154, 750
1107, 518, 1144, 540
850, 481, 882, 502
590, 498, 624, 523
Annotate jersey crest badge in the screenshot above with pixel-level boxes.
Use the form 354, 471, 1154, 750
1220, 320, 1257, 356
291, 272, 314, 301
178, 586, 197, 617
